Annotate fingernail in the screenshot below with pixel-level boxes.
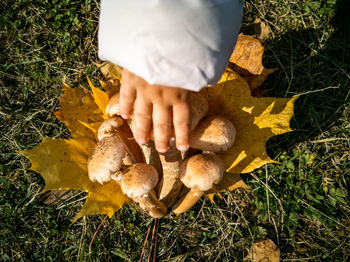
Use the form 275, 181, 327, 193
157, 147, 169, 153
137, 137, 148, 145
121, 114, 130, 119
177, 145, 189, 152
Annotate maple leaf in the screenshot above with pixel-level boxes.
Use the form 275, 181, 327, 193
19, 82, 131, 222
204, 70, 297, 197
19, 35, 297, 219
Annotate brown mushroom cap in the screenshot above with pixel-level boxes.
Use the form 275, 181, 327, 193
97, 116, 123, 141
105, 93, 120, 116
190, 116, 236, 152
120, 163, 159, 198
180, 153, 224, 192
189, 92, 209, 130
88, 136, 126, 184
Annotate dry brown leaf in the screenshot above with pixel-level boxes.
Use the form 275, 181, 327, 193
38, 190, 71, 206
229, 34, 276, 93
96, 62, 122, 96
244, 239, 280, 262
253, 18, 271, 41
97, 62, 122, 80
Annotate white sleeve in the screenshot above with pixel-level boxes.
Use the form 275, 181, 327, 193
98, 0, 243, 91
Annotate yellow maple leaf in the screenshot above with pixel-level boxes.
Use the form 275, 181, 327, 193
19, 35, 297, 219
19, 83, 131, 221
201, 70, 298, 175
204, 70, 297, 198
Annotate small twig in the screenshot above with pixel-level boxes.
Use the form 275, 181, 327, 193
293, 85, 339, 96
265, 165, 271, 223
310, 137, 349, 143
139, 221, 153, 262
271, 217, 280, 247
89, 215, 108, 254
153, 219, 159, 262
147, 219, 157, 262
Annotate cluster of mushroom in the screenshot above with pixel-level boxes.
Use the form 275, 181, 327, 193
88, 92, 236, 218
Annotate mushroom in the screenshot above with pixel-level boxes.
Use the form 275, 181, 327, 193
157, 138, 183, 207
105, 93, 120, 117
190, 116, 236, 152
156, 93, 208, 207
97, 116, 134, 165
120, 163, 167, 218
97, 116, 123, 141
172, 153, 224, 214
88, 135, 126, 184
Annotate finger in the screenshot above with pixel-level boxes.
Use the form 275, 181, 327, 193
153, 104, 172, 153
119, 83, 136, 119
173, 102, 190, 151
133, 97, 153, 145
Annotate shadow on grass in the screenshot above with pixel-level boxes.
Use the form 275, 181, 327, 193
256, 0, 350, 154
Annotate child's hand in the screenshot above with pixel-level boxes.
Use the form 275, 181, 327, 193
120, 69, 190, 153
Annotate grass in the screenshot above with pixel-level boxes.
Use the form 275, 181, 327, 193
0, 0, 349, 261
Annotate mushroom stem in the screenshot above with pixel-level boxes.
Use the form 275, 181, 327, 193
137, 190, 167, 218
128, 118, 162, 174
157, 138, 183, 207
172, 189, 203, 214
139, 141, 162, 175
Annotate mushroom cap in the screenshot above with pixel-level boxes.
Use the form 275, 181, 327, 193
190, 116, 236, 152
121, 163, 159, 198
97, 116, 123, 141
88, 136, 126, 184
179, 153, 224, 192
105, 93, 120, 116
189, 92, 209, 130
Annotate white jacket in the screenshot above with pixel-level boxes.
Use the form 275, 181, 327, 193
98, 0, 243, 91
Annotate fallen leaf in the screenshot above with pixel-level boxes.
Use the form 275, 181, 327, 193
97, 62, 122, 81
230, 34, 266, 75
19, 35, 297, 219
96, 62, 122, 96
19, 82, 134, 220
201, 70, 298, 174
54, 83, 102, 149
87, 76, 109, 119
73, 180, 130, 222
229, 34, 276, 92
39, 190, 71, 206
244, 239, 280, 262
253, 18, 271, 41
18, 137, 96, 192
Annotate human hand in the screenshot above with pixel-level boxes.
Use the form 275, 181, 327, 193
119, 69, 190, 153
